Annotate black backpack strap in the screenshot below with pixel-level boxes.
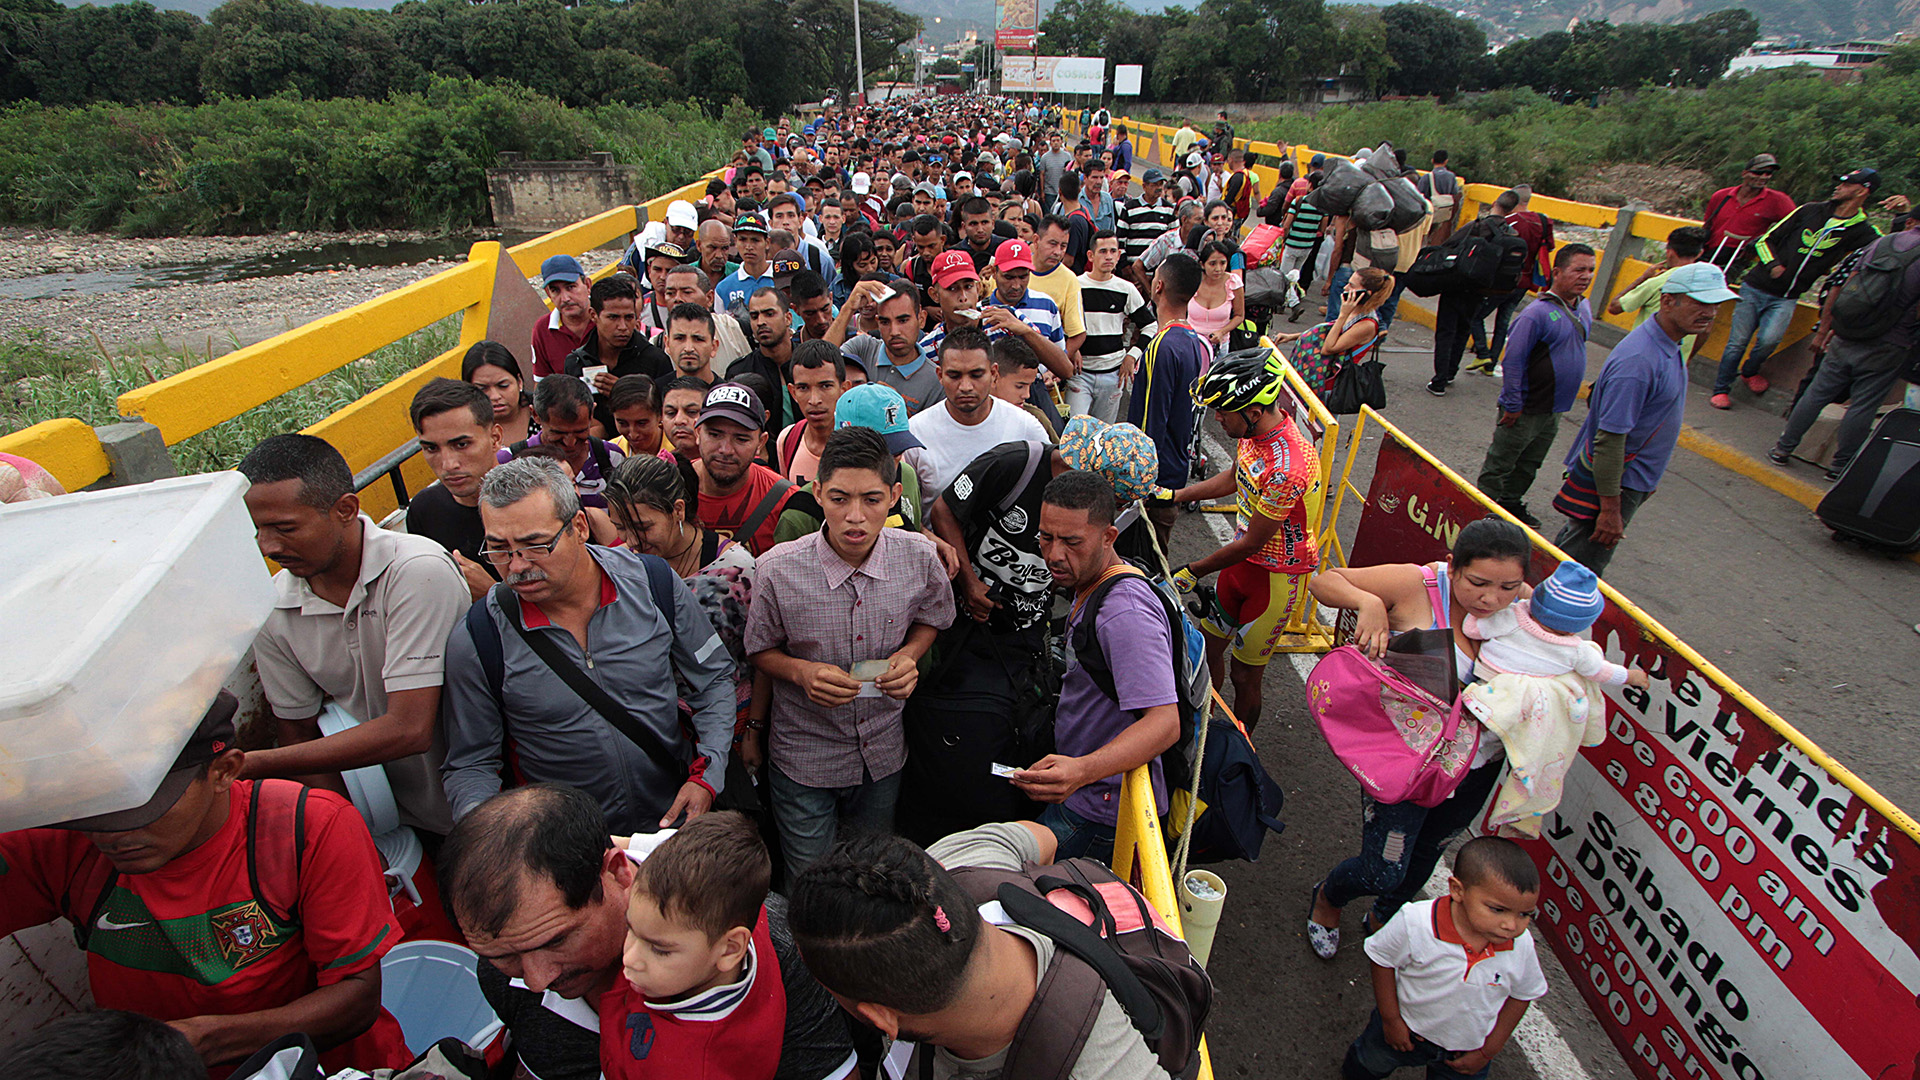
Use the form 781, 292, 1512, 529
466, 595, 506, 709
494, 586, 685, 780
1003, 939, 1108, 1080
244, 779, 310, 925
590, 438, 612, 479
997, 882, 1165, 1042
998, 441, 1048, 514
637, 551, 678, 625
731, 477, 794, 548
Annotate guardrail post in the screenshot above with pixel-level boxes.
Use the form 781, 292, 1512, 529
1594, 207, 1640, 310
92, 421, 177, 487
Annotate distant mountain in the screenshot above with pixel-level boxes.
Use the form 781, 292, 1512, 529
1452, 0, 1920, 45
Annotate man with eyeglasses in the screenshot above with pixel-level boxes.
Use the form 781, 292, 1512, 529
441, 456, 737, 836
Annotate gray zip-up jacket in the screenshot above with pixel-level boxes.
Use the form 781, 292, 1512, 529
440, 545, 735, 834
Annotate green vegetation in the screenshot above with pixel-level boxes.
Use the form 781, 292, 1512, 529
0, 79, 756, 235
1029, 0, 1755, 102
0, 0, 918, 115
1244, 50, 1920, 211
1, 321, 455, 467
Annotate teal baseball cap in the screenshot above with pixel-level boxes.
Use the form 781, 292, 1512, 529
1661, 262, 1737, 303
835, 383, 923, 455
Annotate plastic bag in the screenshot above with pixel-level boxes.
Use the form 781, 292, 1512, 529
1306, 160, 1371, 215
1351, 181, 1394, 232
1383, 176, 1429, 233
1361, 141, 1399, 181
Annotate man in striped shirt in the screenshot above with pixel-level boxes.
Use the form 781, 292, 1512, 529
1074, 230, 1157, 423
1278, 190, 1327, 319
1118, 169, 1176, 288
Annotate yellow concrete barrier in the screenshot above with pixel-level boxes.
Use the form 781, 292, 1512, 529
0, 418, 111, 493
116, 256, 495, 447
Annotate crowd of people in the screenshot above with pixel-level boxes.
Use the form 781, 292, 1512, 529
7, 88, 1915, 1080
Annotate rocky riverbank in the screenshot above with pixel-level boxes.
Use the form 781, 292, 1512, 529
0, 228, 476, 354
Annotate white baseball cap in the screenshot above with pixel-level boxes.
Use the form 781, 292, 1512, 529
665, 200, 698, 230
851, 171, 872, 194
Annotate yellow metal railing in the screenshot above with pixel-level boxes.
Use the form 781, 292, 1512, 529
0, 169, 722, 509
1112, 761, 1216, 1080
1064, 114, 1816, 360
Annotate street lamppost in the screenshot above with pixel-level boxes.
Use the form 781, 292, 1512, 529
852, 0, 865, 103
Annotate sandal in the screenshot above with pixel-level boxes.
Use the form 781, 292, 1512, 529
1306, 882, 1340, 960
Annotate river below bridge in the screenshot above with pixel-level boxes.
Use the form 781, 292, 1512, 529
0, 226, 626, 356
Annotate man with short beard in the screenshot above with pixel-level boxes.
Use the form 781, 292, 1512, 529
661, 263, 750, 371
694, 382, 800, 556
440, 457, 736, 834
732, 287, 801, 441
663, 302, 721, 384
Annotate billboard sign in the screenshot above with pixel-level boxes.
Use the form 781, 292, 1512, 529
1114, 63, 1144, 96
996, 0, 1037, 49
1344, 413, 1920, 1080
1001, 55, 1106, 94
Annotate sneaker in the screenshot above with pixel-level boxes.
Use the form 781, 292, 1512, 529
1464, 356, 1498, 376
1427, 379, 1448, 397
1709, 392, 1732, 410
1502, 503, 1543, 528
1766, 447, 1791, 466
1744, 375, 1770, 394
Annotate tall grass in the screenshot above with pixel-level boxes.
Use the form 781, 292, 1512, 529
2, 320, 456, 474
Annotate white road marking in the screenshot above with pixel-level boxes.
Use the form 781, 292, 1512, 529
1195, 431, 1598, 1080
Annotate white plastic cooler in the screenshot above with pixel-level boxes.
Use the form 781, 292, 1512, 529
0, 472, 274, 832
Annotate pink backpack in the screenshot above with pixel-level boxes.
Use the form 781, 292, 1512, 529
1306, 647, 1481, 807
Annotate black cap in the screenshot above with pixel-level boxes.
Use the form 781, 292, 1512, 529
51, 691, 240, 832
1837, 168, 1881, 191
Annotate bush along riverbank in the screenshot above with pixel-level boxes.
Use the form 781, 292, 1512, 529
0, 78, 756, 236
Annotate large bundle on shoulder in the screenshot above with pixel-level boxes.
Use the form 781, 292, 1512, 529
1305, 158, 1372, 215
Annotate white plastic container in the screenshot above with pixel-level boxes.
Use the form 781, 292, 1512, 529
0, 472, 274, 832
380, 941, 505, 1056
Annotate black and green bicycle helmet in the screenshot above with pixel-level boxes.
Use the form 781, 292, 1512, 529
1193, 343, 1286, 412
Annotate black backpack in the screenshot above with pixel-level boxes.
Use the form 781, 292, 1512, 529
1402, 219, 1524, 297
945, 856, 1212, 1080
1832, 237, 1920, 342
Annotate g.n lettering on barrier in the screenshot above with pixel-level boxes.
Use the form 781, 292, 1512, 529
1344, 410, 1920, 1080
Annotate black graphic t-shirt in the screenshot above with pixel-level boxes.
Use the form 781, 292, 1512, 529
940, 440, 1055, 633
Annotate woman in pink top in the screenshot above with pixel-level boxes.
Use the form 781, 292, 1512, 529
1189, 239, 1245, 357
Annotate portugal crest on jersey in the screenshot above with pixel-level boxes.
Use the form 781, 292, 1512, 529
211, 900, 277, 969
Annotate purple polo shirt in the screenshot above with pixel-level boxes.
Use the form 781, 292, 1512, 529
1060, 575, 1177, 825
1563, 316, 1687, 493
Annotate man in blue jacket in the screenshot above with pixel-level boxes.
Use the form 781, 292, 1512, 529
1475, 244, 1596, 528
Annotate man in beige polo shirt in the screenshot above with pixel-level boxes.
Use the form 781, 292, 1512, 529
238, 433, 468, 840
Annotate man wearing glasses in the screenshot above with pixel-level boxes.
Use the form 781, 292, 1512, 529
440, 456, 737, 835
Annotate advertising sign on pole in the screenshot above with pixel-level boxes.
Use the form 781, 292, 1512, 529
1114, 64, 1143, 96
1342, 413, 1920, 1080
996, 0, 1037, 49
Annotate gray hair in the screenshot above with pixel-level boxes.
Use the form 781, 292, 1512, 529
480, 456, 583, 524
1177, 199, 1205, 224
666, 262, 711, 292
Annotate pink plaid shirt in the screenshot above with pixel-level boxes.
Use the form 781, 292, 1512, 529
744, 528, 956, 787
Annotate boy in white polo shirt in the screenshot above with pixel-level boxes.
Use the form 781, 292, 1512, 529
1345, 836, 1548, 1079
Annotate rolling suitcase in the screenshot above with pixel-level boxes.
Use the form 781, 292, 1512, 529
1816, 407, 1920, 551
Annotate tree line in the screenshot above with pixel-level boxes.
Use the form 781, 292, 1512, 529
1028, 0, 1760, 101
0, 0, 920, 115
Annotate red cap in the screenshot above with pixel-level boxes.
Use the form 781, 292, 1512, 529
931, 249, 980, 289
993, 239, 1036, 273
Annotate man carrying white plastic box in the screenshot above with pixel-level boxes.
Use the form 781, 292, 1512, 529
0, 691, 413, 1074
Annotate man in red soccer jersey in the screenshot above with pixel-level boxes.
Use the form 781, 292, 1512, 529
0, 692, 410, 1076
